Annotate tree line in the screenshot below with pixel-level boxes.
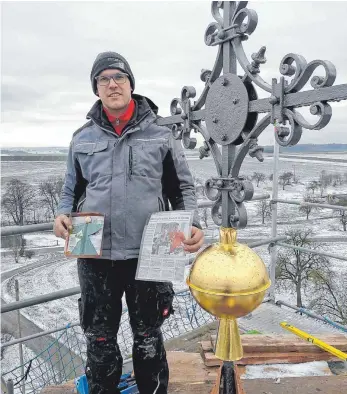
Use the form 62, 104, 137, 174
276, 228, 347, 325
249, 170, 347, 231
1, 177, 64, 227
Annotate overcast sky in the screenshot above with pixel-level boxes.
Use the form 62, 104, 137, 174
1, 1, 347, 148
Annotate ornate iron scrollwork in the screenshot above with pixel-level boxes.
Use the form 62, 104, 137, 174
157, 1, 347, 229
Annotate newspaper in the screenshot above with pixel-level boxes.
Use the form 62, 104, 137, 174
135, 211, 193, 283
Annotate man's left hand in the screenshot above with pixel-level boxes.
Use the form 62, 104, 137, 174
183, 226, 204, 253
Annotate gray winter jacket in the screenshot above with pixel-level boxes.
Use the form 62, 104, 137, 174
57, 94, 200, 260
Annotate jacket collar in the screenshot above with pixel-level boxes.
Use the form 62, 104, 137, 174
86, 94, 159, 134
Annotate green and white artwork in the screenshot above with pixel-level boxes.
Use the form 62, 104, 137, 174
66, 215, 104, 257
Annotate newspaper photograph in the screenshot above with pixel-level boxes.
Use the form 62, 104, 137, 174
135, 211, 193, 283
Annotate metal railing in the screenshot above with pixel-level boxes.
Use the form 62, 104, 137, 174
0, 194, 271, 237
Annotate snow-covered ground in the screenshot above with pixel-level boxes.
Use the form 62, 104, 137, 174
241, 361, 332, 380
1, 232, 65, 273
1, 334, 39, 375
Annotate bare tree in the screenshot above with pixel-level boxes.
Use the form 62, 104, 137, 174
199, 208, 210, 228
292, 165, 300, 184
251, 172, 266, 187
256, 200, 271, 224
2, 179, 36, 255
279, 171, 294, 190
193, 177, 206, 199
306, 180, 319, 195
318, 171, 330, 197
332, 173, 343, 187
310, 270, 347, 325
7, 236, 21, 263
1, 332, 14, 360
334, 209, 347, 231
275, 228, 330, 307
299, 195, 321, 220
39, 176, 64, 218
2, 179, 36, 226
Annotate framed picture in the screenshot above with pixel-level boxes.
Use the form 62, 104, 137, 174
64, 213, 104, 258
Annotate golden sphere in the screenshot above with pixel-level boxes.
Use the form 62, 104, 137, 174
187, 228, 271, 319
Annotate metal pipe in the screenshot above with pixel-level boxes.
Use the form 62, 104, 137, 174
273, 198, 347, 211
1, 286, 81, 314
269, 131, 280, 302
276, 300, 347, 333
2, 322, 80, 349
248, 236, 288, 248
250, 193, 271, 202
197, 193, 270, 208
6, 379, 14, 394
277, 242, 347, 261
15, 280, 25, 394
0, 194, 271, 238
221, 3, 237, 392
2, 235, 288, 315
0, 222, 53, 236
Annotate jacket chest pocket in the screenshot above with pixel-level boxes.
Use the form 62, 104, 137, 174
74, 141, 111, 181
128, 139, 168, 179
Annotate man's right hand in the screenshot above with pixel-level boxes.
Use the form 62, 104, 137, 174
54, 214, 72, 240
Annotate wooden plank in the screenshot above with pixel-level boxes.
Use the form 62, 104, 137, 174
210, 365, 222, 394
41, 353, 219, 394
202, 351, 222, 367
211, 334, 347, 354
201, 350, 341, 367
234, 365, 246, 394
40, 380, 75, 394
238, 352, 341, 365
167, 351, 219, 384
200, 340, 213, 352
242, 375, 347, 394
169, 381, 215, 393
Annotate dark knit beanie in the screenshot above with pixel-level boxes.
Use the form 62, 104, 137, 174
90, 51, 135, 95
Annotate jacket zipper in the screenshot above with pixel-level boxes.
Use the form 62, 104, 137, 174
158, 197, 164, 211
77, 196, 86, 212
128, 146, 133, 179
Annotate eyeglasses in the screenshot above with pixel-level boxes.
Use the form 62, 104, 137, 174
95, 73, 129, 86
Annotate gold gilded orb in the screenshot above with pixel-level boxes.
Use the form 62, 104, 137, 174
186, 227, 271, 361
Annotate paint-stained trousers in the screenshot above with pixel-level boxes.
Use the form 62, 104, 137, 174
77, 258, 174, 394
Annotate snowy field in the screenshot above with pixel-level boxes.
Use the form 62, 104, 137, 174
279, 152, 347, 160
1, 153, 347, 378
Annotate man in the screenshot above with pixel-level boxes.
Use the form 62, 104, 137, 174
54, 51, 204, 394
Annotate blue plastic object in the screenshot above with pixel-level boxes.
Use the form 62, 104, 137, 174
75, 373, 139, 394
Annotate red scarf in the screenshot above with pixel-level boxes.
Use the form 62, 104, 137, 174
103, 99, 135, 136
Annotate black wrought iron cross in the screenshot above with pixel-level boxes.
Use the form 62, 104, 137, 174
157, 1, 347, 230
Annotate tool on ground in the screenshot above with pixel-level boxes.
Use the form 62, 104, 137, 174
280, 322, 347, 361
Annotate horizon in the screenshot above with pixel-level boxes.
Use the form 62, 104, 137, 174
2, 143, 347, 150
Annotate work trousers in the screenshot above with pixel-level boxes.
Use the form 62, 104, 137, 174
77, 258, 174, 394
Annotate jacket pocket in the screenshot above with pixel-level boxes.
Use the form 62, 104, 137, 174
74, 141, 108, 155
156, 282, 175, 325
127, 139, 168, 179
74, 140, 111, 180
